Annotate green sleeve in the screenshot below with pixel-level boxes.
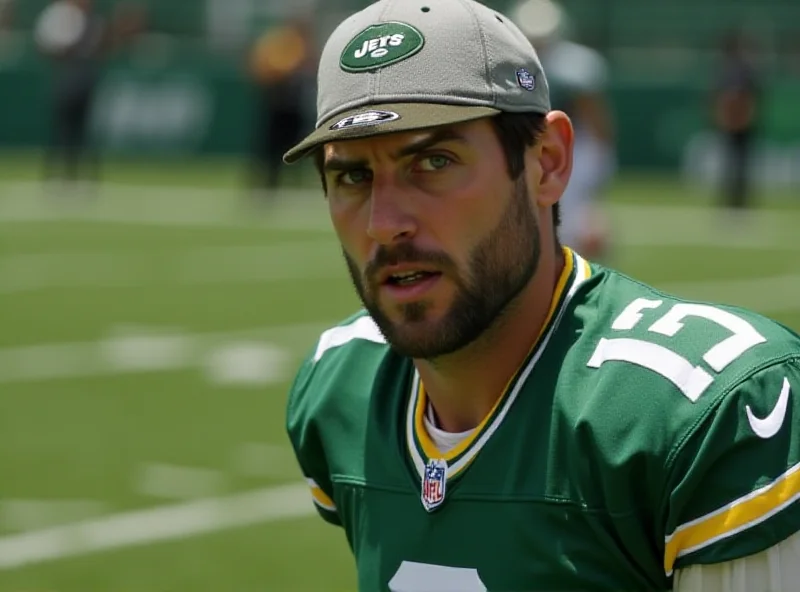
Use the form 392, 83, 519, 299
663, 357, 800, 575
285, 354, 341, 527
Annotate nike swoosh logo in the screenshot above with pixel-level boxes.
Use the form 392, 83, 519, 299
746, 377, 791, 439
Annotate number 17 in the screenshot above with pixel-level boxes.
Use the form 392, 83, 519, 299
587, 299, 766, 402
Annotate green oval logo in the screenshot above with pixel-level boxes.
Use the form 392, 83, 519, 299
340, 22, 425, 73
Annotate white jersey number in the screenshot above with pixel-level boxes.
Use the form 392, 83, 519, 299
587, 299, 766, 401
388, 561, 487, 592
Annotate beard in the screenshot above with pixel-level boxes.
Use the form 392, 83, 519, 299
344, 176, 542, 360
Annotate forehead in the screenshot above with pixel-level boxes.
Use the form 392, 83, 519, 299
322, 118, 495, 160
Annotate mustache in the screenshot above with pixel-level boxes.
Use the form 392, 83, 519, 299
364, 243, 454, 283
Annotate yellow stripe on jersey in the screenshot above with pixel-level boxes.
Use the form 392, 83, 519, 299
664, 461, 800, 575
414, 246, 579, 463
307, 478, 337, 512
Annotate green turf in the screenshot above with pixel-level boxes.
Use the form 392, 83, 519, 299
1, 154, 799, 591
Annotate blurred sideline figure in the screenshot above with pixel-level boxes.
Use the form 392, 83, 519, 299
35, 0, 144, 196
0, 0, 13, 32
247, 16, 316, 201
512, 0, 616, 261
0, 0, 15, 56
712, 30, 761, 214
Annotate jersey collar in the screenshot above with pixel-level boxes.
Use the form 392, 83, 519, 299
405, 247, 593, 493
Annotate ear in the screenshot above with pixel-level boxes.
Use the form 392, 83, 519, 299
525, 110, 574, 209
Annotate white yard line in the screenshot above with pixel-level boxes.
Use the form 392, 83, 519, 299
0, 242, 343, 294
205, 342, 290, 386
0, 483, 314, 570
611, 205, 800, 251
0, 322, 331, 385
2, 268, 800, 385
3, 181, 800, 250
0, 182, 332, 231
0, 499, 109, 534
135, 463, 227, 501
230, 443, 298, 479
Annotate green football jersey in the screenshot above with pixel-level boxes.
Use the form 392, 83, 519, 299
286, 247, 800, 591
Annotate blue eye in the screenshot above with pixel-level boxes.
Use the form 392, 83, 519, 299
417, 155, 452, 171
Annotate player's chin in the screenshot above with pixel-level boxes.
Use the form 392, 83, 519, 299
384, 291, 454, 322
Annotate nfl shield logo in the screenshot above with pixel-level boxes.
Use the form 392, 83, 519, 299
516, 68, 536, 91
421, 458, 448, 512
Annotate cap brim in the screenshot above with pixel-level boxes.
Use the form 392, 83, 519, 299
283, 103, 501, 164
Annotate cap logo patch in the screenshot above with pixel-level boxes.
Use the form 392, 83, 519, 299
330, 110, 401, 130
340, 22, 424, 73
516, 68, 536, 91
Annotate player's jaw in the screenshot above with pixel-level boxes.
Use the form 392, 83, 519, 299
343, 176, 541, 360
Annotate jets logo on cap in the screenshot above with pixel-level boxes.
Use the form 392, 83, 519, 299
330, 110, 401, 130
340, 22, 424, 73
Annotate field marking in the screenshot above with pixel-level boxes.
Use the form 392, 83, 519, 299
0, 241, 343, 294
0, 321, 331, 385
0, 482, 314, 570
136, 463, 227, 501
0, 182, 332, 231
2, 225, 798, 293
0, 499, 109, 534
610, 204, 800, 251
2, 267, 800, 385
231, 443, 298, 479
3, 181, 800, 251
205, 342, 290, 386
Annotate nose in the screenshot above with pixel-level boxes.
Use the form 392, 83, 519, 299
366, 179, 417, 245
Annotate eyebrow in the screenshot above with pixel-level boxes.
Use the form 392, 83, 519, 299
323, 155, 368, 173
322, 127, 467, 174
393, 128, 467, 159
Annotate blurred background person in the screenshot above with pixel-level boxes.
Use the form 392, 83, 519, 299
0, 0, 17, 59
34, 0, 143, 197
0, 0, 13, 32
35, 0, 107, 196
512, 0, 616, 262
246, 14, 316, 202
712, 29, 762, 214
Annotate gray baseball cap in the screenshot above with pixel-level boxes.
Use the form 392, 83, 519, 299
282, 0, 551, 164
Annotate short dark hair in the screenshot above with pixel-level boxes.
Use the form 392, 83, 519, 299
488, 111, 558, 228
313, 111, 559, 228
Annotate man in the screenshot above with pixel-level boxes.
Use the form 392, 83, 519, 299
712, 29, 761, 213
36, 0, 106, 193
35, 0, 142, 195
282, 0, 800, 589
247, 15, 316, 200
512, 0, 615, 261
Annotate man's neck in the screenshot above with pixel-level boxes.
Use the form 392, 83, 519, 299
415, 248, 566, 434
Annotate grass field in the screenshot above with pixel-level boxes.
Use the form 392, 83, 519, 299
1, 151, 799, 591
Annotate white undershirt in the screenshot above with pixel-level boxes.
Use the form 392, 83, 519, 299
423, 401, 475, 454
422, 403, 799, 589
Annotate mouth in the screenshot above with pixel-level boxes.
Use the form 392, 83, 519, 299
383, 270, 442, 287
374, 266, 444, 304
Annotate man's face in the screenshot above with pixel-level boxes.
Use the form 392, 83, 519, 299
322, 118, 542, 360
